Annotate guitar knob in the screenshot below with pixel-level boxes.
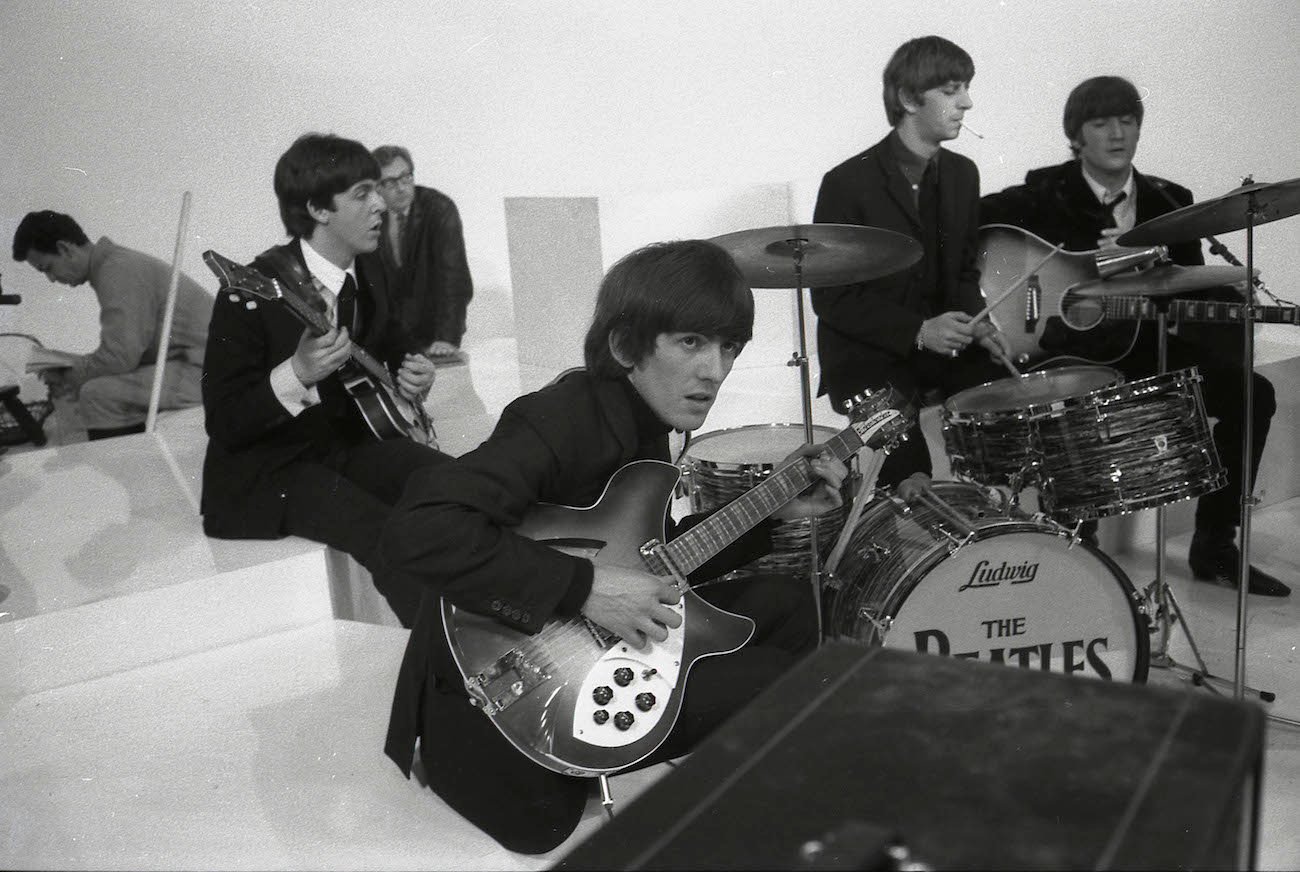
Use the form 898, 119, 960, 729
635, 692, 656, 712
593, 709, 610, 725
613, 711, 635, 731
592, 686, 613, 705
613, 667, 634, 686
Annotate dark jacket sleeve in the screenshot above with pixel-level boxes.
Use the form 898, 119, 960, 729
379, 403, 595, 635
201, 287, 302, 452
425, 195, 474, 346
980, 182, 1043, 231
811, 165, 926, 358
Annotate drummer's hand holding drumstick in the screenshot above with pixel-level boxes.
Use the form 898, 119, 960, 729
896, 472, 933, 502
772, 444, 849, 520
972, 319, 1016, 371
916, 311, 977, 357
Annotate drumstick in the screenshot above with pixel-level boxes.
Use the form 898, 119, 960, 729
823, 448, 886, 577
995, 351, 1021, 379
971, 242, 1064, 324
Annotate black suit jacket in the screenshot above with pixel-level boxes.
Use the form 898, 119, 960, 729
378, 185, 474, 348
979, 159, 1203, 265
199, 240, 404, 539
811, 133, 985, 403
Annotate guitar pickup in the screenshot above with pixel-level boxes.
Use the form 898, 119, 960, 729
466, 649, 552, 715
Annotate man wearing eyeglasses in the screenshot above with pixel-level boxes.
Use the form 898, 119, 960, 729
372, 145, 474, 362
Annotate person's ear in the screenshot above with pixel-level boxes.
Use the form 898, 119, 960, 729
608, 331, 634, 369
306, 199, 334, 226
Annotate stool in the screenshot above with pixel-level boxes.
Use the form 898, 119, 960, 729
0, 384, 48, 446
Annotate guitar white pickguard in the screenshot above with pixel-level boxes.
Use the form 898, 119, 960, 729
571, 599, 684, 747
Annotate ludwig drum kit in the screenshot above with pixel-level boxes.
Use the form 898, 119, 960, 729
698, 177, 1300, 710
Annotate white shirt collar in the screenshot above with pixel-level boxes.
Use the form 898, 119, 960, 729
299, 237, 356, 295
1081, 164, 1135, 205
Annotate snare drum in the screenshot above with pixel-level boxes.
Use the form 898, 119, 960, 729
1035, 368, 1226, 519
681, 423, 851, 577
943, 365, 1122, 491
825, 482, 1148, 682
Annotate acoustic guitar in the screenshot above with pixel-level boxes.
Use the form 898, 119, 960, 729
977, 224, 1293, 365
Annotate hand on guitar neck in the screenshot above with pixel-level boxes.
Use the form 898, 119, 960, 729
394, 351, 437, 403
292, 326, 436, 402
583, 567, 684, 651
770, 445, 850, 521
291, 325, 353, 387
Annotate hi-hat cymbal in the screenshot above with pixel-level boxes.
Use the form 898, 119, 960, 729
711, 223, 922, 288
1070, 264, 1251, 298
1118, 177, 1300, 246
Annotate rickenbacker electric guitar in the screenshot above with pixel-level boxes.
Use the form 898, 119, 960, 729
977, 224, 1294, 365
442, 390, 911, 777
203, 250, 436, 446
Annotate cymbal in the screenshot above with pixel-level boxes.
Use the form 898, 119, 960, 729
1118, 177, 1300, 246
1069, 264, 1251, 298
710, 223, 922, 288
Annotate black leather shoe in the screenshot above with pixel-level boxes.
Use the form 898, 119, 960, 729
1188, 536, 1291, 597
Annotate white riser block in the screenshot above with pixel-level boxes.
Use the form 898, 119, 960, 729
3, 550, 334, 696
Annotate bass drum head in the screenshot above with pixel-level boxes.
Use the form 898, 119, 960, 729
885, 529, 1148, 682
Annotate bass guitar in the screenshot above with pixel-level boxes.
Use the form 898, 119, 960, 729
203, 249, 436, 446
977, 224, 1291, 365
442, 389, 910, 776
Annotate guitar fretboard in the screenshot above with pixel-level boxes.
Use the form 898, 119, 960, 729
664, 428, 861, 576
1102, 295, 1299, 326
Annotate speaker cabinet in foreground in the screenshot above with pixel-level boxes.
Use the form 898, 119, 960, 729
558, 643, 1263, 871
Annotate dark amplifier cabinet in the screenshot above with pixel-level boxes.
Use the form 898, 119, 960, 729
557, 643, 1263, 870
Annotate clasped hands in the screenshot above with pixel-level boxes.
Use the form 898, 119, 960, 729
919, 311, 1013, 366
582, 443, 847, 650
291, 326, 436, 402
38, 367, 78, 399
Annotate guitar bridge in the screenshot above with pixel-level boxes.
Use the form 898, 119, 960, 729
466, 648, 552, 715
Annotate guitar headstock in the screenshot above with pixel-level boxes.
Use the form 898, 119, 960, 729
842, 385, 913, 453
203, 250, 284, 304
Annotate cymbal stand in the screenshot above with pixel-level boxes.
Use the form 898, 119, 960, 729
783, 241, 825, 644
1143, 296, 1275, 702
1234, 190, 1298, 727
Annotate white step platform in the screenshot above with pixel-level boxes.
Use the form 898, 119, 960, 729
1, 338, 1297, 870
0, 618, 671, 871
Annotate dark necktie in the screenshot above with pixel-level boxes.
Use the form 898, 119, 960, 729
336, 273, 358, 335
1101, 191, 1128, 229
